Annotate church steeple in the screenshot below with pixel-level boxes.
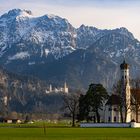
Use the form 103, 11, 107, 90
120, 60, 131, 122
120, 60, 130, 86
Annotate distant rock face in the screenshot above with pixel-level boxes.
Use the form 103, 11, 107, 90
0, 67, 64, 113
0, 9, 140, 90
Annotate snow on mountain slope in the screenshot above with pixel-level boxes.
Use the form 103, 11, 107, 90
0, 9, 139, 68
0, 9, 76, 62
1, 9, 140, 90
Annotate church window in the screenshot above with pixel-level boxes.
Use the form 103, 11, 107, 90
114, 116, 116, 122
108, 117, 111, 122
108, 108, 111, 111
114, 108, 117, 111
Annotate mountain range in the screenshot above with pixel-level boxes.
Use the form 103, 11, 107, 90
0, 9, 140, 90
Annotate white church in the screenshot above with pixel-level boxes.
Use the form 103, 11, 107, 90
81, 60, 140, 128
104, 60, 138, 123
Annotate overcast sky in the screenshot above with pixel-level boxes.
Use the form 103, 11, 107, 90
0, 0, 140, 39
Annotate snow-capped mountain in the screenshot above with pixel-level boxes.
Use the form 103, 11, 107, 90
0, 9, 140, 89
0, 9, 76, 64
0, 9, 135, 65
27, 31, 140, 90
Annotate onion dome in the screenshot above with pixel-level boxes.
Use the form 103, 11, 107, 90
120, 60, 129, 69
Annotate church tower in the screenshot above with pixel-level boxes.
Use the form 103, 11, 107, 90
64, 82, 69, 94
120, 60, 131, 122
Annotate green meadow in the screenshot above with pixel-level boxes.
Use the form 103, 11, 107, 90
0, 127, 140, 140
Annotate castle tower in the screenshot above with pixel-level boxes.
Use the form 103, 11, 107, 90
49, 84, 52, 92
64, 82, 68, 94
120, 60, 131, 122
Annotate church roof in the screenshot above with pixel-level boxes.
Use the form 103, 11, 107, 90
120, 60, 129, 69
131, 88, 140, 105
106, 89, 140, 106
106, 94, 121, 105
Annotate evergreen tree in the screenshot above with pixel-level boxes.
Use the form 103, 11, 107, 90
79, 83, 108, 123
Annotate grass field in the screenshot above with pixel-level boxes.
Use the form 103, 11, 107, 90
0, 127, 140, 140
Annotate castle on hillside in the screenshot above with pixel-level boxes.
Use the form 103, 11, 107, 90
104, 60, 139, 123
45, 82, 69, 94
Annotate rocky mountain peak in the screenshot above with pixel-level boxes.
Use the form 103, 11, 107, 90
111, 27, 135, 40
39, 14, 73, 32
1, 9, 33, 19
78, 24, 99, 31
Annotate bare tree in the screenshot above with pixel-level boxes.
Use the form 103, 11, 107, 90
63, 92, 80, 127
113, 81, 131, 123
131, 79, 140, 122
113, 79, 140, 123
